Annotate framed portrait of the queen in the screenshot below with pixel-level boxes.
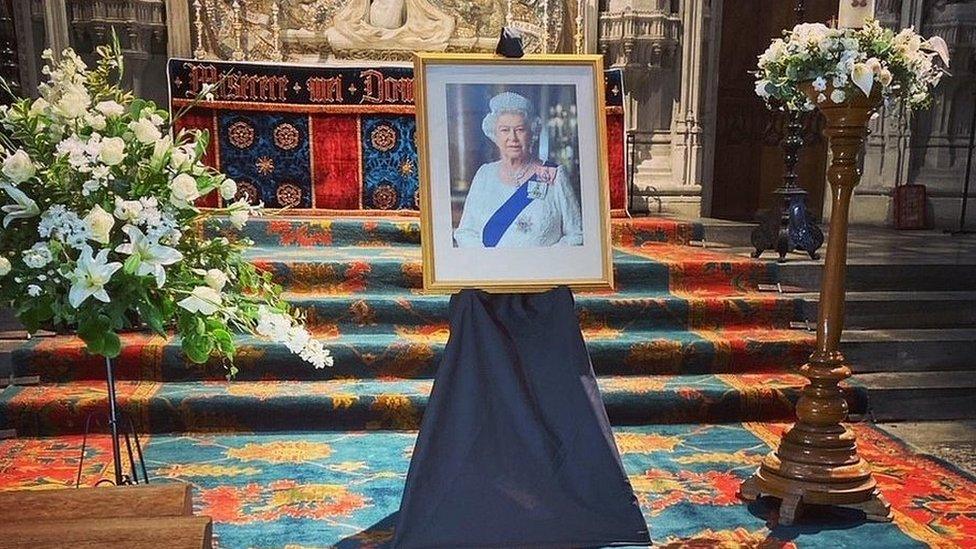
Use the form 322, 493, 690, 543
414, 53, 613, 293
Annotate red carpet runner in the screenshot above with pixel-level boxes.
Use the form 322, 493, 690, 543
0, 216, 973, 547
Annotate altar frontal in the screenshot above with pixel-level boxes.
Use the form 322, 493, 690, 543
168, 59, 627, 214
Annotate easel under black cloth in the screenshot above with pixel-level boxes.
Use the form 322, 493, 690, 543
390, 31, 651, 548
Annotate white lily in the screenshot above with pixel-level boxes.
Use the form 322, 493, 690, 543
922, 35, 950, 67
1, 184, 41, 227
850, 62, 875, 97
69, 245, 122, 307
177, 286, 222, 315
114, 225, 183, 288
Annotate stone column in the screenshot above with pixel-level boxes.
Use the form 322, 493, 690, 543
698, 0, 722, 217
843, 0, 915, 224
667, 0, 710, 217
598, 0, 684, 214
581, 0, 600, 53
908, 0, 976, 228
166, 0, 191, 57
836, 0, 975, 228
43, 0, 70, 59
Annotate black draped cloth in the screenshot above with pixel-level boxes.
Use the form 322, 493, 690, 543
392, 287, 651, 548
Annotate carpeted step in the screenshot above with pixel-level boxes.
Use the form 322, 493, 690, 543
248, 245, 774, 295
284, 291, 802, 331
1, 423, 971, 548
205, 216, 705, 248
0, 373, 864, 436
11, 328, 814, 383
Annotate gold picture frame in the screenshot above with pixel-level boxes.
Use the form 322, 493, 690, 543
414, 53, 614, 293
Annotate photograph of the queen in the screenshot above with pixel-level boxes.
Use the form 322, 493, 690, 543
415, 54, 612, 292
449, 87, 583, 248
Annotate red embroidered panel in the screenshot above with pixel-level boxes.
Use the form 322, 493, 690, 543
311, 115, 363, 210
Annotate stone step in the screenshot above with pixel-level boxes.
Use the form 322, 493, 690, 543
860, 371, 976, 421
874, 421, 976, 477
798, 291, 976, 329
777, 262, 976, 292
844, 329, 976, 373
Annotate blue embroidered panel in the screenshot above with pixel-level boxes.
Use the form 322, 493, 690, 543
360, 115, 419, 210
217, 112, 312, 209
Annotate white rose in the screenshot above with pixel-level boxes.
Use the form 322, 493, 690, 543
113, 197, 144, 222
86, 113, 107, 131
204, 268, 228, 291
830, 88, 846, 103
56, 86, 91, 119
2, 149, 36, 184
170, 173, 201, 207
878, 68, 893, 87
129, 117, 162, 144
98, 137, 126, 166
169, 146, 193, 171
219, 178, 237, 200
0, 256, 11, 276
29, 97, 50, 117
229, 202, 249, 229
95, 100, 125, 118
84, 204, 115, 244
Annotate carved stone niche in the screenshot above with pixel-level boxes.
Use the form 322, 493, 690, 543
598, 0, 680, 73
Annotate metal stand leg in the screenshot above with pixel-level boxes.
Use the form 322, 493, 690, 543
945, 87, 975, 236
74, 356, 149, 486
105, 356, 124, 486
752, 111, 824, 262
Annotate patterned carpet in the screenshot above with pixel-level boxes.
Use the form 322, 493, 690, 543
1, 216, 973, 547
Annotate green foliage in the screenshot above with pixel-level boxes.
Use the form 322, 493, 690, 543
0, 34, 328, 374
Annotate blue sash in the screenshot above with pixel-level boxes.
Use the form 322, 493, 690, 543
482, 179, 533, 247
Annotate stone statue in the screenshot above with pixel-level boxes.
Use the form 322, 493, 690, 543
325, 0, 456, 53
369, 0, 405, 29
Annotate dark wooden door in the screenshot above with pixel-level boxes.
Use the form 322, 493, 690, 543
711, 0, 835, 221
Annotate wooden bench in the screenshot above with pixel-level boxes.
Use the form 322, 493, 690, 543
0, 484, 212, 548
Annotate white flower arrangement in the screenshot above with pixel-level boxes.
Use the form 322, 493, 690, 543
0, 39, 332, 375
755, 20, 949, 111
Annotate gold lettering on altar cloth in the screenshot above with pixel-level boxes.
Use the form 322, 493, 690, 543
360, 69, 414, 104
308, 76, 345, 103
184, 63, 290, 102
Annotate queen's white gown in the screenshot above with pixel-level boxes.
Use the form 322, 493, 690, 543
453, 161, 584, 248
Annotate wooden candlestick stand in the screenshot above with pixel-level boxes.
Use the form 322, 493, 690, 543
739, 83, 893, 525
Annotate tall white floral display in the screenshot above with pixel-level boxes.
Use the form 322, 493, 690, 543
741, 20, 948, 525
0, 41, 332, 485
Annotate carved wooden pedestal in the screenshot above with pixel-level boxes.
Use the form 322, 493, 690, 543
739, 84, 893, 526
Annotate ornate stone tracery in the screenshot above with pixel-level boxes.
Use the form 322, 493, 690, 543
7, 0, 972, 226
598, 0, 714, 216
189, 0, 570, 62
